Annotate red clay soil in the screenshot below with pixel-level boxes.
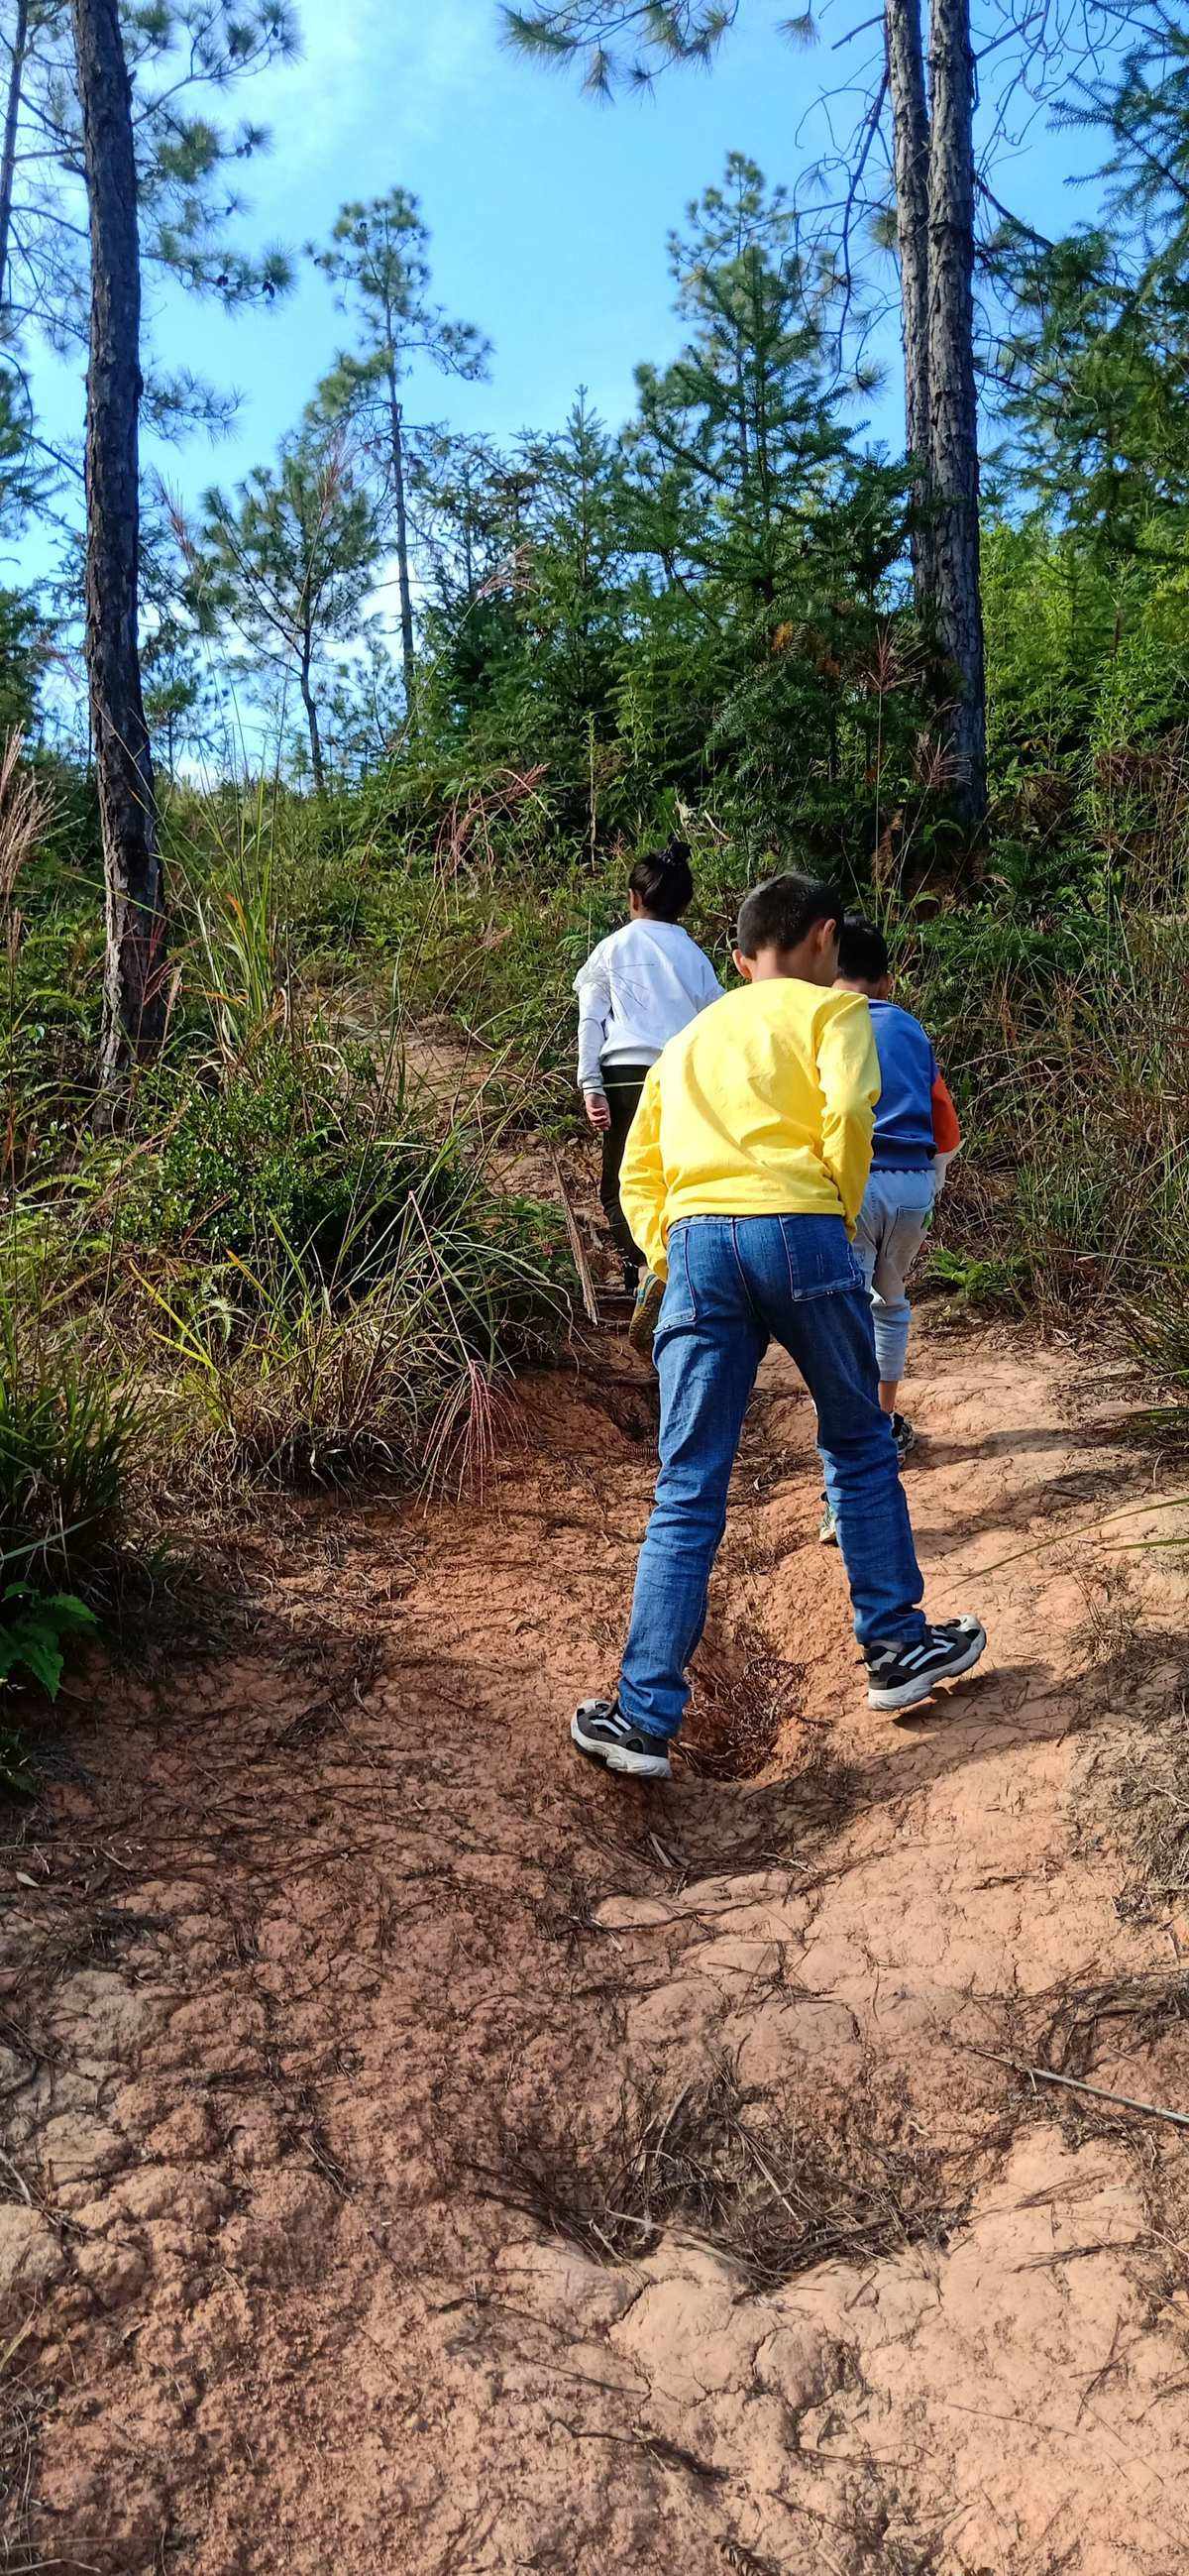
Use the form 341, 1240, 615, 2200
4, 1311, 1189, 2574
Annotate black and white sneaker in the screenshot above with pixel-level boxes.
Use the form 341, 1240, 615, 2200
865, 1616, 987, 1713
571, 1698, 672, 1779
891, 1411, 916, 1463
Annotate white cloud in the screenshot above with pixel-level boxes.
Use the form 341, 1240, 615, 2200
254, 0, 495, 196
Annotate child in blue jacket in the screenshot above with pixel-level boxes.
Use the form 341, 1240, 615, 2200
820, 916, 960, 1539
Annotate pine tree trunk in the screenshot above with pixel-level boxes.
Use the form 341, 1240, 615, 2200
299, 645, 325, 792
462, 479, 475, 602
0, 0, 29, 315
885, 0, 932, 609
925, 0, 987, 829
71, 0, 165, 1082
385, 360, 416, 716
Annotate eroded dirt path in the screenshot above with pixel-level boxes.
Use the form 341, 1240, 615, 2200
5, 1312, 1189, 2574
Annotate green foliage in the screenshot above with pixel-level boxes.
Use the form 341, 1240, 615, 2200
0, 762, 574, 1517
0, 0, 296, 555
0, 586, 48, 738
0, 1584, 95, 1701
118, 1014, 571, 1494
980, 518, 1189, 901
0, 1327, 141, 1585
500, 2, 735, 90
142, 616, 225, 777
308, 189, 490, 462
1061, 10, 1189, 275
901, 901, 1189, 1314
406, 155, 921, 865
135, 1043, 509, 1308
925, 1246, 1024, 1307
322, 638, 407, 778
199, 433, 380, 786
0, 1720, 37, 1797
305, 186, 490, 712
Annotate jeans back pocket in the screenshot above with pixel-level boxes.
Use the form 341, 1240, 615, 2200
779, 1214, 862, 1300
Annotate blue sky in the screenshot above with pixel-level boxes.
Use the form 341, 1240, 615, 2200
41, 3, 1110, 482
20, 0, 1112, 715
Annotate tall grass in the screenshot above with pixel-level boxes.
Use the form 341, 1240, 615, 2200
282, 801, 1189, 1372
905, 904, 1189, 1332
0, 774, 574, 1649
7, 736, 1187, 1639
0, 1331, 141, 1584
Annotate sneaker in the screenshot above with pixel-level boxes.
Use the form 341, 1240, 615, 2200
891, 1411, 916, 1463
864, 1616, 987, 1713
628, 1270, 665, 1357
571, 1698, 672, 1780
817, 1497, 838, 1546
621, 1255, 642, 1298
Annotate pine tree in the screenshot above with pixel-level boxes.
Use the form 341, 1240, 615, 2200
141, 614, 222, 779
414, 430, 519, 616
5, 0, 296, 1083
496, 0, 1009, 824
322, 635, 407, 779
1, 3, 294, 384
626, 157, 853, 614
1001, 13, 1189, 561
308, 190, 489, 717
72, 0, 166, 1084
200, 432, 380, 793
517, 392, 624, 739
621, 156, 910, 849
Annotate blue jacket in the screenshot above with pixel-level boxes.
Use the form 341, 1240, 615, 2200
868, 999, 945, 1173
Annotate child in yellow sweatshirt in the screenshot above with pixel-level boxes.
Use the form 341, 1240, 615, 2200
571, 872, 987, 1780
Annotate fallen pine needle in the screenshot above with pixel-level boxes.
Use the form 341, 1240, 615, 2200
0, 2308, 35, 2375
970, 2045, 1189, 2133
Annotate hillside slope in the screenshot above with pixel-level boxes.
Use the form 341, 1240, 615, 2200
4, 1302, 1189, 2574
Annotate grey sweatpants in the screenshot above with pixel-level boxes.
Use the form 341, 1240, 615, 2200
853, 1168, 936, 1382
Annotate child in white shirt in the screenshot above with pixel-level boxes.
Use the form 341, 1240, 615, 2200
574, 841, 722, 1292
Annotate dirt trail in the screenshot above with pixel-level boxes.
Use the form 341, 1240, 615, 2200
5, 1289, 1189, 2573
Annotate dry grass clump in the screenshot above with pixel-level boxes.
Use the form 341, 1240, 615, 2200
0, 2375, 43, 2575
1032, 1971, 1189, 2078
679, 1644, 803, 1782
1113, 1688, 1189, 1924
482, 2054, 958, 2289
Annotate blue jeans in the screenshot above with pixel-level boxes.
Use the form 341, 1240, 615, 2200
853, 1169, 936, 1384
618, 1214, 926, 1741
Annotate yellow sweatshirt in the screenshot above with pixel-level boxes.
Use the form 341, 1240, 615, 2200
619, 979, 880, 1282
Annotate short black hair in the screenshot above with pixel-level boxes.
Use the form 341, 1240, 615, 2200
836, 915, 890, 983
628, 838, 694, 923
736, 870, 844, 959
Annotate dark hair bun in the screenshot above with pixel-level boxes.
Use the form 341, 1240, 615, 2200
628, 839, 695, 923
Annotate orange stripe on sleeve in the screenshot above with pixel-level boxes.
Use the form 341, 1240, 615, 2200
930, 1072, 961, 1154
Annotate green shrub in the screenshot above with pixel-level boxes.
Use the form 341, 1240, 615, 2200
0, 1328, 141, 1584
905, 901, 1189, 1317
130, 1043, 562, 1315
0, 1583, 97, 1799
0, 1583, 95, 1696
92, 1027, 574, 1498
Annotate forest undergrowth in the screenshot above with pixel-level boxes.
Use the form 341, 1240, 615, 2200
1, 714, 1188, 1787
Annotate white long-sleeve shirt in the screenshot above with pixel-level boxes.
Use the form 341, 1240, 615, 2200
574, 919, 722, 1093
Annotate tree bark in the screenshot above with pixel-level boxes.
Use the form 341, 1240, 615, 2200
884, 0, 932, 609
385, 357, 416, 716
298, 643, 325, 792
71, 0, 165, 1081
0, 0, 29, 318
925, 0, 987, 828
